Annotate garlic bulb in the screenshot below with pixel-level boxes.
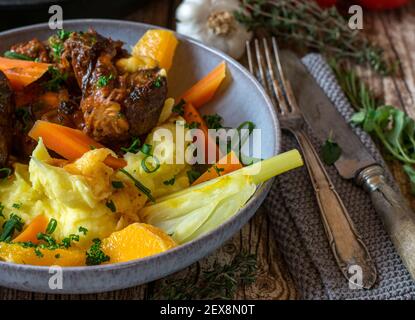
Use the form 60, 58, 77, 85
176, 0, 252, 59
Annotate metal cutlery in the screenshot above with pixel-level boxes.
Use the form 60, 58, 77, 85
280, 48, 415, 282
246, 37, 377, 288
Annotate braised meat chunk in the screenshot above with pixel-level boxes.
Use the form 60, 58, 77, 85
10, 38, 50, 63
124, 69, 167, 136
63, 30, 167, 144
0, 71, 14, 168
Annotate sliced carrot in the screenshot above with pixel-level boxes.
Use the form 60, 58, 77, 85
183, 103, 221, 163
0, 57, 50, 90
181, 61, 226, 109
28, 120, 126, 169
13, 214, 48, 244
192, 151, 243, 185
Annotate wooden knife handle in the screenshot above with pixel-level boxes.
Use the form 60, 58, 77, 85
294, 129, 377, 289
357, 165, 415, 280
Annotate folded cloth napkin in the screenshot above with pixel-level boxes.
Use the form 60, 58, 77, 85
264, 53, 415, 300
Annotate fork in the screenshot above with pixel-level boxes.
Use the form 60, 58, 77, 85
247, 37, 376, 289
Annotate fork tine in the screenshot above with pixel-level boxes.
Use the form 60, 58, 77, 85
271, 37, 300, 113
252, 39, 277, 108
246, 39, 278, 111
263, 38, 290, 115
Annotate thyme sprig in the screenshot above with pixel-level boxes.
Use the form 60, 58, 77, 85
152, 252, 257, 300
236, 0, 392, 74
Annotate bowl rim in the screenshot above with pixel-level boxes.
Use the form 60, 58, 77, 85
0, 18, 281, 273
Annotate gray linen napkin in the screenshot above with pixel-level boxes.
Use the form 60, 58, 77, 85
264, 53, 415, 300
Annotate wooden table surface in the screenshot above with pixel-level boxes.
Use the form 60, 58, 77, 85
1, 0, 414, 300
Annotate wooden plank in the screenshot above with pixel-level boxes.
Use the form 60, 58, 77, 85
360, 3, 415, 211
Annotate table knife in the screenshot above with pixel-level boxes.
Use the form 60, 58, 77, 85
281, 51, 415, 281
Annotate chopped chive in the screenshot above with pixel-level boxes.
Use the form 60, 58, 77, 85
3, 50, 33, 61
172, 99, 186, 116
106, 200, 116, 213
213, 165, 225, 176
46, 218, 57, 234
163, 177, 176, 186
12, 203, 22, 209
111, 181, 124, 189
121, 137, 141, 154
0, 168, 12, 181
141, 143, 152, 156
187, 169, 201, 184
119, 169, 155, 202
78, 226, 88, 235
141, 155, 160, 173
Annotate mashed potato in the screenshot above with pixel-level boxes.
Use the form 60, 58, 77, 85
0, 141, 145, 247
0, 116, 190, 248
124, 116, 192, 199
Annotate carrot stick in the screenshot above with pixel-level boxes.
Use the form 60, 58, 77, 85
0, 57, 50, 90
183, 103, 221, 163
192, 151, 243, 185
13, 214, 48, 244
28, 120, 126, 169
181, 61, 226, 109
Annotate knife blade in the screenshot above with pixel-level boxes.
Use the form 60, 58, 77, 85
280, 51, 376, 179
281, 50, 415, 281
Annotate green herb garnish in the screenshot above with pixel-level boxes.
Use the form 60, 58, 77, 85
111, 181, 124, 189
37, 232, 58, 247
96, 74, 114, 88
57, 29, 72, 41
141, 143, 153, 156
79, 226, 88, 235
0, 168, 12, 181
86, 238, 110, 266
106, 200, 117, 213
213, 165, 225, 176
172, 99, 186, 116
34, 247, 44, 258
119, 169, 155, 202
0, 214, 24, 242
141, 155, 160, 173
3, 51, 32, 61
203, 114, 224, 130
154, 76, 163, 88
0, 203, 4, 219
187, 169, 201, 185
50, 41, 64, 60
185, 122, 200, 129
43, 66, 68, 91
121, 137, 141, 154
46, 218, 58, 234
61, 234, 80, 249
321, 137, 342, 166
163, 177, 176, 186
12, 203, 22, 209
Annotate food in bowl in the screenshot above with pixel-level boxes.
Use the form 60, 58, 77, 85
0, 28, 303, 267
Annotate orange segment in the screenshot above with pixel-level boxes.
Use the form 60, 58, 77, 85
0, 243, 85, 266
132, 29, 178, 71
101, 223, 176, 263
